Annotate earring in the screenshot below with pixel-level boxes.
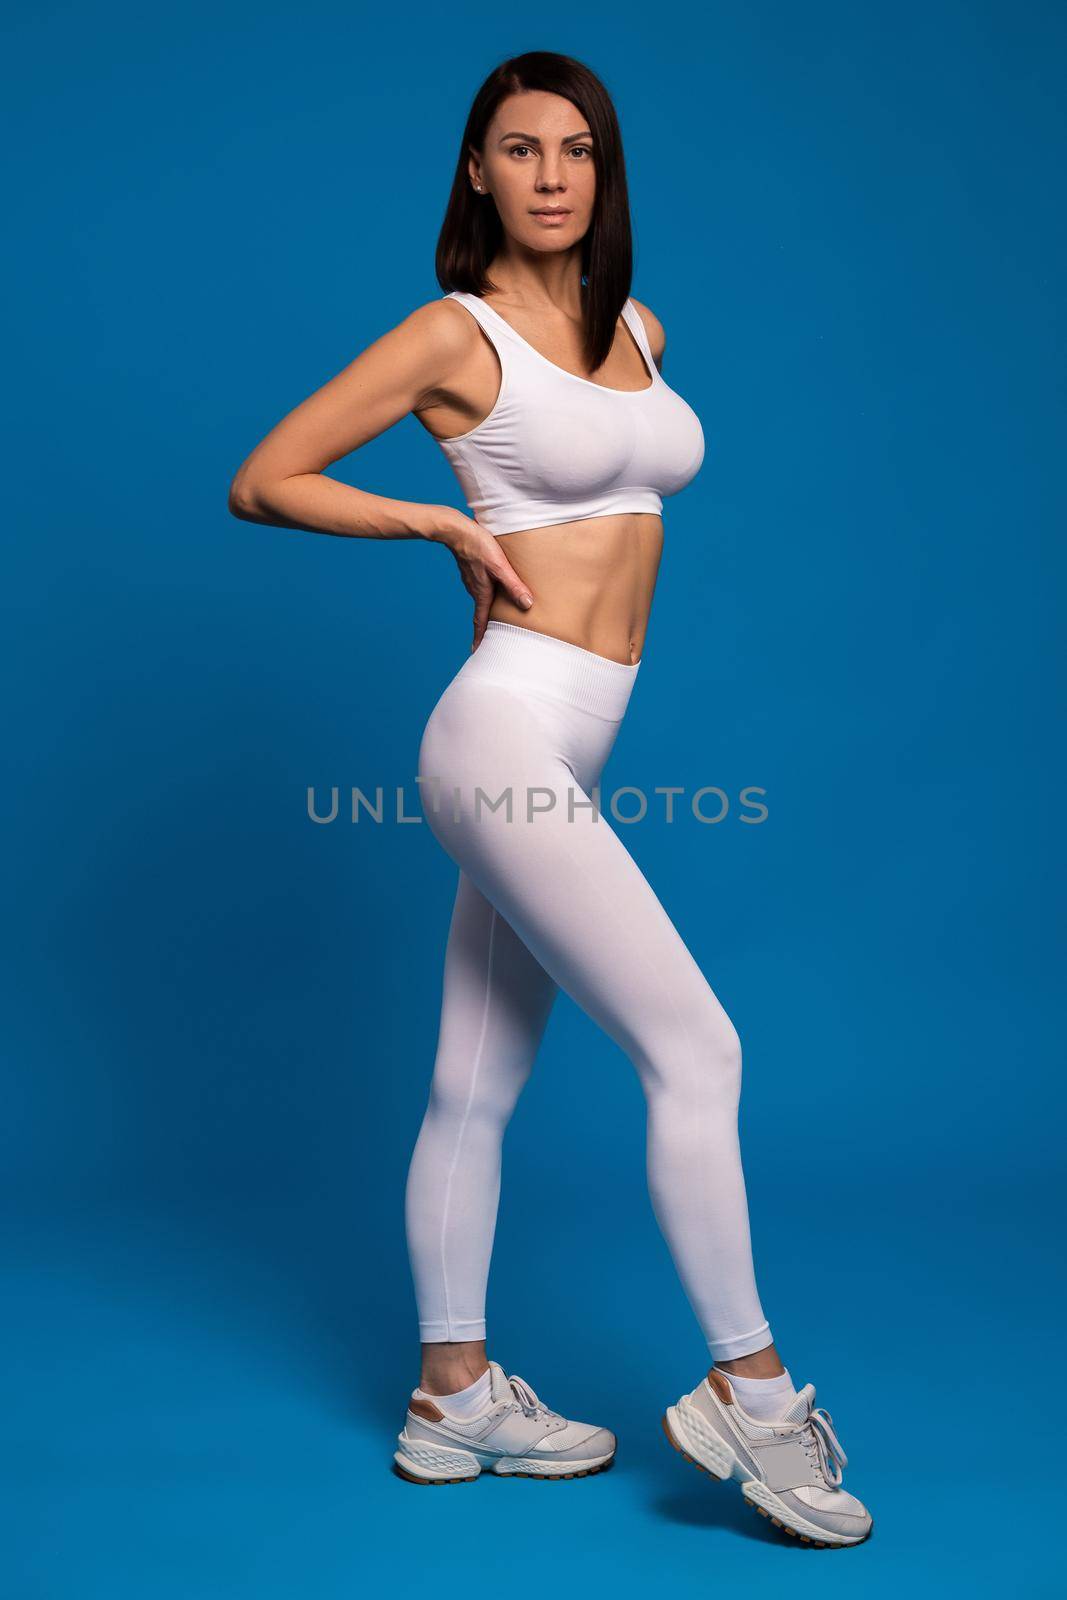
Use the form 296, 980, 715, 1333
473, 182, 483, 192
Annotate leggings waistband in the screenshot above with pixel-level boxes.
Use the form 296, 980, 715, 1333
460, 621, 641, 721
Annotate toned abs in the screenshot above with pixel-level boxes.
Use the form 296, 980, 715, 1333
487, 511, 662, 666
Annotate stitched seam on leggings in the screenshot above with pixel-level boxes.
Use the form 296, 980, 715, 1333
438, 903, 498, 1339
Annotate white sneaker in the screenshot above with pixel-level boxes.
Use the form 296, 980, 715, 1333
663, 1368, 873, 1547
394, 1358, 616, 1483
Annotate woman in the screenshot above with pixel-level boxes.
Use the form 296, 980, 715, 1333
228, 51, 871, 1547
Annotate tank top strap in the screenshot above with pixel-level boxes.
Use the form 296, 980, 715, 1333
621, 298, 658, 372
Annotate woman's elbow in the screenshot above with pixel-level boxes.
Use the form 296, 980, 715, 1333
228, 471, 265, 521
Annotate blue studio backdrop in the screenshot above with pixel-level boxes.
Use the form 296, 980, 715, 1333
4, 2, 1064, 1595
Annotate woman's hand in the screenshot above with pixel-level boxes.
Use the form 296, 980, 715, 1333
433, 508, 534, 652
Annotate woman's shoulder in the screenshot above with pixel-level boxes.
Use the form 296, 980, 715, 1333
384, 295, 487, 364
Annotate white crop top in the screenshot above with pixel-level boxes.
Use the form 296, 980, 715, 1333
435, 291, 705, 537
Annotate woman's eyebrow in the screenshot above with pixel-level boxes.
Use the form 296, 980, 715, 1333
496, 130, 594, 145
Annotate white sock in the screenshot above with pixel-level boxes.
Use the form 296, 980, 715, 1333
414, 1365, 492, 1420
718, 1366, 798, 1421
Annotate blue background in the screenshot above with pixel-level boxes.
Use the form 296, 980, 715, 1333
4, 0, 1064, 1593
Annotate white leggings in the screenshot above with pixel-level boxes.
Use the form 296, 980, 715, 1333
405, 621, 773, 1361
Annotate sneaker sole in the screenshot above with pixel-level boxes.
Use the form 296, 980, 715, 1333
394, 1430, 616, 1484
661, 1403, 871, 1548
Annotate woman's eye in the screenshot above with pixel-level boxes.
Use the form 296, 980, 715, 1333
506, 144, 593, 159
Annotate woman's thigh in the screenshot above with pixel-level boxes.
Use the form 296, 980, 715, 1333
418, 680, 738, 1080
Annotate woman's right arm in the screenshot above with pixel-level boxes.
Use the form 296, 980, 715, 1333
227, 300, 534, 621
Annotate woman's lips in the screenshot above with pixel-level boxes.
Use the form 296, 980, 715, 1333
531, 210, 572, 226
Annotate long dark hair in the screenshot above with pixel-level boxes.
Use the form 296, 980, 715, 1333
435, 51, 633, 375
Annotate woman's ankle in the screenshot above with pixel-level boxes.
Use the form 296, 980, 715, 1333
418, 1340, 490, 1396
713, 1342, 786, 1380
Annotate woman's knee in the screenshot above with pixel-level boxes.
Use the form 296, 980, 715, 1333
693, 1006, 743, 1098
426, 1054, 529, 1132
640, 1001, 743, 1104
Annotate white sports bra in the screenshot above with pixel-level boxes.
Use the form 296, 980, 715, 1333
435, 291, 706, 537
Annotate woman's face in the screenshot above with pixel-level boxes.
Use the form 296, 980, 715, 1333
470, 90, 596, 255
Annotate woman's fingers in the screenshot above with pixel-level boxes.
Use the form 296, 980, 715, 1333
451, 554, 492, 651
471, 547, 535, 649
442, 512, 534, 650
487, 546, 534, 612
445, 515, 534, 613
471, 583, 493, 652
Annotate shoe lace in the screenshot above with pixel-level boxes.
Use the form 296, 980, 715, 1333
801, 1404, 848, 1488
506, 1372, 560, 1420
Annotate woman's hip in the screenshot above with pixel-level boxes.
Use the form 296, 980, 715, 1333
457, 620, 641, 721
418, 621, 640, 795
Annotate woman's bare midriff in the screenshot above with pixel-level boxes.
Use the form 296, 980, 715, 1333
486, 511, 663, 666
